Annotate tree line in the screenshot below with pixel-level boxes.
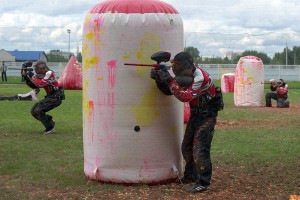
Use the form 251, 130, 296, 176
185, 46, 300, 65
46, 46, 300, 65
46, 50, 82, 62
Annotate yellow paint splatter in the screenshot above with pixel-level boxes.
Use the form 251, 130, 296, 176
90, 56, 99, 65
122, 54, 130, 60
97, 77, 103, 81
130, 84, 160, 126
85, 32, 94, 40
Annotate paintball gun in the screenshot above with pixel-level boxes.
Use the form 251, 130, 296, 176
260, 79, 279, 85
260, 81, 272, 84
14, 60, 34, 71
124, 51, 171, 70
15, 68, 34, 71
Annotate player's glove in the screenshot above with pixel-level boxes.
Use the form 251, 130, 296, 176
156, 69, 173, 84
150, 68, 159, 80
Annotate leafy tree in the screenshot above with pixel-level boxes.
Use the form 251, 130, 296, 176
184, 46, 202, 64
270, 47, 299, 65
77, 52, 82, 62
47, 50, 69, 62
234, 50, 271, 64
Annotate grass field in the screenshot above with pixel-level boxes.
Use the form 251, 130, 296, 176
0, 77, 299, 199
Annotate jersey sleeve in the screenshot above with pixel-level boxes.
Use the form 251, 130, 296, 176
168, 68, 214, 102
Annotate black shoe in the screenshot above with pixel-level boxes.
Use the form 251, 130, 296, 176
187, 183, 210, 193
44, 120, 55, 134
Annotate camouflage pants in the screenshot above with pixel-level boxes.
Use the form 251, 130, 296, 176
31, 96, 62, 130
265, 92, 289, 108
182, 109, 217, 186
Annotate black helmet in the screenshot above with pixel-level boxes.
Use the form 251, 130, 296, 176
171, 52, 194, 69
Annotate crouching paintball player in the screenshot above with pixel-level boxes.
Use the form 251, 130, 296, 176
22, 60, 65, 134
265, 79, 289, 108
150, 51, 223, 193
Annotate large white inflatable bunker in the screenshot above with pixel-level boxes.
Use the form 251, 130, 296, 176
234, 56, 264, 106
82, 0, 184, 184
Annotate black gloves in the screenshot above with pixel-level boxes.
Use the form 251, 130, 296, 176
150, 68, 159, 80
157, 70, 173, 84
150, 69, 173, 84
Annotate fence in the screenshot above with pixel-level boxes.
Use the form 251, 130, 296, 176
5, 62, 300, 81
200, 64, 300, 81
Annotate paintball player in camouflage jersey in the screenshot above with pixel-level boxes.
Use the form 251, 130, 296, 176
22, 60, 65, 134
265, 79, 289, 108
150, 52, 223, 193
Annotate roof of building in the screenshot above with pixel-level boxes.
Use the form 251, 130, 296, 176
8, 50, 47, 61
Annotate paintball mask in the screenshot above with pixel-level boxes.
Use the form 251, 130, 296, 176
34, 60, 48, 74
171, 52, 195, 76
171, 52, 194, 69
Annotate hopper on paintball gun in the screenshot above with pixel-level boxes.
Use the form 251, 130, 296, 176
124, 51, 171, 70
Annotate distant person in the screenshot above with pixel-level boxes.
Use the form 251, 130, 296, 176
22, 60, 65, 134
265, 79, 289, 108
0, 88, 39, 101
1, 61, 7, 82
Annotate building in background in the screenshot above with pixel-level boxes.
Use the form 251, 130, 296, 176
7, 50, 47, 62
0, 49, 15, 62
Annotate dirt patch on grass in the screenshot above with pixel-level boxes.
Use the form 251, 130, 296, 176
1, 164, 299, 199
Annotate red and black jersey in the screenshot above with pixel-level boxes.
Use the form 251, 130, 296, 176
32, 70, 60, 94
168, 67, 216, 107
276, 83, 288, 98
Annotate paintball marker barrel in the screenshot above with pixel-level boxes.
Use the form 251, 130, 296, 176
15, 68, 34, 71
124, 63, 171, 70
260, 82, 272, 84
124, 51, 171, 70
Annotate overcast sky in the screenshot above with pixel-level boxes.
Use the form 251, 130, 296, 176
0, 0, 299, 58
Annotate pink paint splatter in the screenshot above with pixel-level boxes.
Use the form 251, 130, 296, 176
89, 101, 95, 143
107, 60, 117, 88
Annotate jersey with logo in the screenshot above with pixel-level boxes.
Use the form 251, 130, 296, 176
168, 67, 216, 107
32, 70, 59, 94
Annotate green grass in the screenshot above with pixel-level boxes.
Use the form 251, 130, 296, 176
0, 76, 299, 199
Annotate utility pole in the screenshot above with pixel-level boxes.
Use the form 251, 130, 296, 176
285, 40, 288, 66
67, 29, 71, 54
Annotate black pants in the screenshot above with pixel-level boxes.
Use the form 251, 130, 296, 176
0, 95, 19, 101
31, 96, 62, 130
265, 92, 289, 108
182, 110, 217, 186
1, 72, 7, 81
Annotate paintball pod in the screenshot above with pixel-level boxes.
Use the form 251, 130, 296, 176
124, 51, 171, 70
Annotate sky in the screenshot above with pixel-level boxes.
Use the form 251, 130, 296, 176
0, 0, 299, 58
